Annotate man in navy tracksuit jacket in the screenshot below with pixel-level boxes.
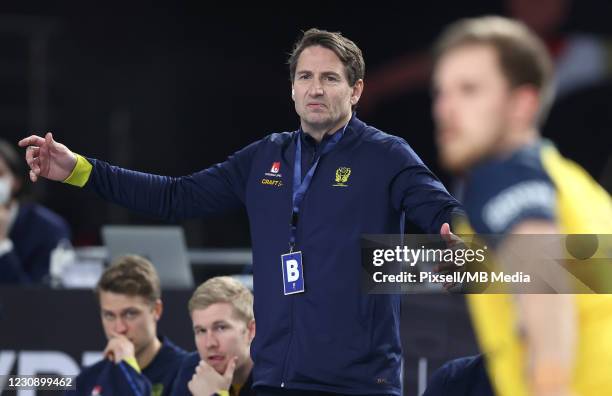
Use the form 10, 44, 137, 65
21, 29, 462, 395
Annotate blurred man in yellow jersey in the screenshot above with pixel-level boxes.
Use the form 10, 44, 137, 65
430, 16, 612, 396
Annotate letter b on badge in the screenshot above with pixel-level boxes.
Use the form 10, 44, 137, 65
286, 259, 299, 282
281, 251, 304, 295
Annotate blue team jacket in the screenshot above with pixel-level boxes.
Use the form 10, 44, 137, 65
82, 115, 461, 395
67, 337, 186, 396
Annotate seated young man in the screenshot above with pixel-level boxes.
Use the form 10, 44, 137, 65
172, 276, 255, 396
67, 255, 186, 396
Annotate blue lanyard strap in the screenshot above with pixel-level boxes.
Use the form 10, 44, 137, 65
289, 124, 347, 250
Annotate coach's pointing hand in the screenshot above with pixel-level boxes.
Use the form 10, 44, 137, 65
18, 132, 77, 183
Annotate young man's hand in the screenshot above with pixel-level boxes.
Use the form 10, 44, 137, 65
188, 357, 237, 396
104, 333, 136, 364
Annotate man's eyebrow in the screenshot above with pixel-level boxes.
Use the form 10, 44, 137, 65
120, 307, 141, 313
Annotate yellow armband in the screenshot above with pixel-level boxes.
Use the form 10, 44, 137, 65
63, 153, 92, 187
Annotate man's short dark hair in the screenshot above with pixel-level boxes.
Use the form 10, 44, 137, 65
288, 28, 365, 87
96, 255, 161, 304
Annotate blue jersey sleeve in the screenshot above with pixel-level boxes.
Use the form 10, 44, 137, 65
464, 150, 556, 236
84, 140, 261, 222
66, 360, 151, 396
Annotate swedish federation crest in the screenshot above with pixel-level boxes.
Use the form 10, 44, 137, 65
333, 167, 351, 187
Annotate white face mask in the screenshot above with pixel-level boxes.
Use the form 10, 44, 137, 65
0, 176, 12, 205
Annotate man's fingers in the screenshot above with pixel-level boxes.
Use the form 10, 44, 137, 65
45, 132, 54, 146
25, 146, 40, 165
26, 155, 41, 173
195, 359, 210, 373
29, 170, 38, 182
440, 222, 453, 244
18, 135, 45, 148
223, 356, 238, 379
103, 345, 116, 362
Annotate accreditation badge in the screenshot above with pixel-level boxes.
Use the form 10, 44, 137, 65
281, 251, 304, 295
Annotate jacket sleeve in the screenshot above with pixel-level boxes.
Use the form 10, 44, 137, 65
84, 140, 260, 222
389, 140, 464, 233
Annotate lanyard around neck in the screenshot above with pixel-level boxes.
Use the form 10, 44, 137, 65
289, 124, 348, 251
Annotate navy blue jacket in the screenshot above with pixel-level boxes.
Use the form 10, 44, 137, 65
67, 337, 186, 396
0, 203, 71, 284
67, 360, 151, 396
171, 351, 254, 396
82, 115, 461, 395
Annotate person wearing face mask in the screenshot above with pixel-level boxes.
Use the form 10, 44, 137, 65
0, 139, 71, 284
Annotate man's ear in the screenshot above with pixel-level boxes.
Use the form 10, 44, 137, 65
350, 79, 364, 105
509, 85, 540, 126
247, 319, 256, 341
153, 299, 163, 321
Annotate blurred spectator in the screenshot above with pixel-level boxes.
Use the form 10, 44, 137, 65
0, 139, 71, 284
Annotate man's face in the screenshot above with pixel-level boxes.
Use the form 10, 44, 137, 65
192, 302, 255, 375
432, 44, 515, 173
292, 45, 362, 133
99, 291, 161, 356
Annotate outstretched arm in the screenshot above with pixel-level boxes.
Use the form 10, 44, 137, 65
19, 133, 259, 222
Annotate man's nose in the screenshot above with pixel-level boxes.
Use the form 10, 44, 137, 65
114, 318, 128, 334
308, 79, 324, 96
205, 333, 219, 349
